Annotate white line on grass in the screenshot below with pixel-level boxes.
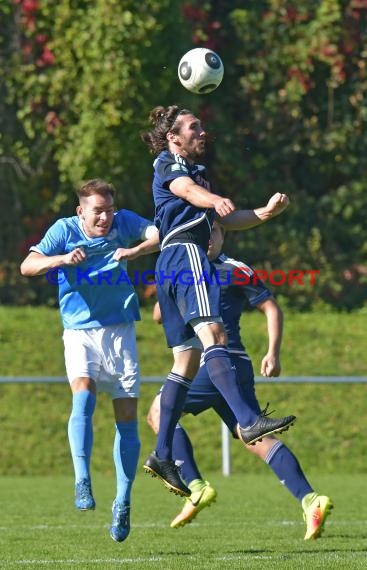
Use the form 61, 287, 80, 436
14, 551, 367, 566
15, 558, 164, 565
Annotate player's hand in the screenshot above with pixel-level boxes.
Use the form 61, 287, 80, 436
266, 193, 290, 217
113, 247, 139, 261
212, 196, 236, 217
260, 353, 281, 377
63, 247, 86, 265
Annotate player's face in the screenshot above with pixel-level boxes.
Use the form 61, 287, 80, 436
77, 193, 115, 237
174, 114, 206, 161
207, 223, 224, 261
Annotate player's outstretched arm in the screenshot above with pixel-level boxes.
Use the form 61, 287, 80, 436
218, 193, 290, 230
20, 248, 86, 277
256, 296, 283, 377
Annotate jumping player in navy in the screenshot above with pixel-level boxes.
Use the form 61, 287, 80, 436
147, 223, 333, 540
141, 105, 296, 497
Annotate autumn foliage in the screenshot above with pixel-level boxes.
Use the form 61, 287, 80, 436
1, 0, 367, 309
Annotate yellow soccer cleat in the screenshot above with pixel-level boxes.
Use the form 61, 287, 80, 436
302, 492, 334, 540
170, 479, 217, 528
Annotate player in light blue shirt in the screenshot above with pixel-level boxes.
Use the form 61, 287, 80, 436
29, 206, 150, 329
20, 178, 159, 543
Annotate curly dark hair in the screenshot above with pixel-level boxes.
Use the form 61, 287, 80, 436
141, 105, 193, 155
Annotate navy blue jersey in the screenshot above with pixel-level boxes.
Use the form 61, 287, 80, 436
152, 150, 214, 250
212, 254, 272, 355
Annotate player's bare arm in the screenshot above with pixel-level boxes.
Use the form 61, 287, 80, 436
169, 177, 235, 216
113, 228, 160, 262
218, 193, 290, 230
257, 297, 283, 377
20, 248, 86, 276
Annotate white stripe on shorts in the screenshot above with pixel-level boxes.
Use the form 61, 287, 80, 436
187, 243, 210, 315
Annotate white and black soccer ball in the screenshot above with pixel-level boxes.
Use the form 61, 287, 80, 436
178, 48, 224, 94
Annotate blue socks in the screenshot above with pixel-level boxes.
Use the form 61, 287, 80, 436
172, 423, 202, 484
204, 345, 258, 427
156, 372, 191, 460
265, 441, 313, 501
68, 391, 140, 506
68, 390, 96, 482
113, 420, 141, 505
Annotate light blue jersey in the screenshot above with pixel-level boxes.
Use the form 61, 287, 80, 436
31, 209, 154, 329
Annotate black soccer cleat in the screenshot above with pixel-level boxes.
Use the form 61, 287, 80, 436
143, 451, 191, 497
237, 405, 296, 446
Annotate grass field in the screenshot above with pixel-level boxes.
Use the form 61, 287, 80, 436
1, 305, 367, 475
1, 306, 367, 567
0, 473, 366, 570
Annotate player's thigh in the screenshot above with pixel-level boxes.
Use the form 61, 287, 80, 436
100, 323, 140, 399
157, 243, 221, 323
157, 288, 195, 348
172, 346, 202, 378
63, 328, 101, 389
70, 376, 97, 394
193, 319, 227, 348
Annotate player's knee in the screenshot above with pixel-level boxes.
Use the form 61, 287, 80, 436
245, 435, 278, 459
146, 395, 161, 433
146, 407, 159, 433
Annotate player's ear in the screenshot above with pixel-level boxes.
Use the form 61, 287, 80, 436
167, 130, 179, 143
76, 205, 83, 218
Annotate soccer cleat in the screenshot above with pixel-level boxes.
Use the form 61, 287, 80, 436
170, 479, 217, 528
302, 492, 333, 540
143, 451, 191, 497
110, 501, 131, 542
237, 404, 296, 446
74, 478, 96, 511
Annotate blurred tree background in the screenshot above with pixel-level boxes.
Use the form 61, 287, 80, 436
1, 0, 366, 309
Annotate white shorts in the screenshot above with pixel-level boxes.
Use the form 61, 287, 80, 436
63, 323, 140, 399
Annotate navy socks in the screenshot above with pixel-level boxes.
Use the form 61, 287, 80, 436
204, 345, 258, 427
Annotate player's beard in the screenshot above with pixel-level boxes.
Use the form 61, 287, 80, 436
191, 141, 206, 161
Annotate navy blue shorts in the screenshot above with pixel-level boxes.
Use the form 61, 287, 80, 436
156, 243, 221, 347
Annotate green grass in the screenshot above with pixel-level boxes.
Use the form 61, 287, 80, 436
1, 306, 367, 566
0, 473, 366, 569
0, 305, 367, 475
1, 381, 366, 476
1, 305, 367, 376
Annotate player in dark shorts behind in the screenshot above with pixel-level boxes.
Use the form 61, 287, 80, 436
147, 223, 333, 540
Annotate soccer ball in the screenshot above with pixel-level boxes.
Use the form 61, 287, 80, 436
178, 48, 224, 94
